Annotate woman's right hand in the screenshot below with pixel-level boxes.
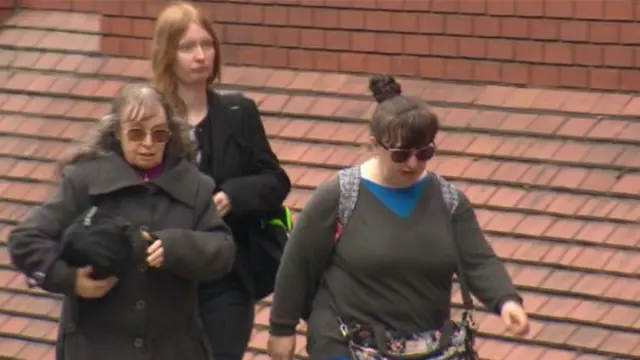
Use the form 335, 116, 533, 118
74, 266, 118, 299
268, 335, 296, 360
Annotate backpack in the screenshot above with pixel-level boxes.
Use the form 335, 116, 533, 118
329, 167, 479, 359
219, 93, 293, 301
302, 166, 464, 320
335, 166, 459, 239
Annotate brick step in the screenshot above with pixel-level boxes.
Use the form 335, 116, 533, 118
2, 50, 640, 121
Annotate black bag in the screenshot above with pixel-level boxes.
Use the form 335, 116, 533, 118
60, 205, 147, 280
220, 93, 293, 300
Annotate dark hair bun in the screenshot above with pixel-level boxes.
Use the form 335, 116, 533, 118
369, 74, 402, 103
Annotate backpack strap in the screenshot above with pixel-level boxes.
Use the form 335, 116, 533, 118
432, 172, 459, 215
335, 169, 458, 240
431, 173, 475, 314
335, 166, 361, 241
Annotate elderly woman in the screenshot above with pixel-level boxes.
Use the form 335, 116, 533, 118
8, 84, 235, 360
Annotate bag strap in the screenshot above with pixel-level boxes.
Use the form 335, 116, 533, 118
335, 166, 361, 239
430, 172, 475, 317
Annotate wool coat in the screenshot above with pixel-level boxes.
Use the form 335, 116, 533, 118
8, 152, 236, 360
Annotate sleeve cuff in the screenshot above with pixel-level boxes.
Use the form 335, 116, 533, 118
494, 295, 523, 315
269, 323, 297, 337
41, 260, 76, 296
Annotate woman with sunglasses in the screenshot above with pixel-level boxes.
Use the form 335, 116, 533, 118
8, 83, 235, 360
268, 75, 529, 360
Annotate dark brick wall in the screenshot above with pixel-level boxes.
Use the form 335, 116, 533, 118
16, 0, 640, 92
0, 0, 16, 24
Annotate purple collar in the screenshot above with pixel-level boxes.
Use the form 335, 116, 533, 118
134, 164, 163, 181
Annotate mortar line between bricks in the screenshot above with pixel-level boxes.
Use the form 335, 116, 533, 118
0, 170, 635, 231
2, 110, 638, 172
3, 44, 640, 98
7, 8, 97, 15
0, 284, 62, 301
250, 304, 640, 337
1, 70, 639, 124
3, 25, 100, 35
212, 41, 640, 71
5, 45, 635, 96
1, 124, 637, 176
39, 19, 639, 48
456, 332, 631, 359
5, 29, 640, 75
1, 184, 639, 252
235, 91, 640, 125
0, 131, 78, 142
265, 114, 640, 147
267, 137, 639, 175
283, 186, 638, 227
0, 331, 56, 346
213, 22, 640, 47
96, 2, 640, 24
265, 134, 640, 172
6, 145, 627, 203
0, 171, 634, 229
0, 45, 103, 56
282, 160, 640, 200
0, 270, 635, 325
0, 308, 59, 323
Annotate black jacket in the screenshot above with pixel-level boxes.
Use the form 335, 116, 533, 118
195, 90, 291, 297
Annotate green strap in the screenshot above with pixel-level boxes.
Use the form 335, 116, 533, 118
267, 206, 293, 231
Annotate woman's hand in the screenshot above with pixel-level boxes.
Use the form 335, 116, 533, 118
268, 335, 296, 360
500, 300, 529, 336
74, 266, 118, 299
142, 231, 164, 268
212, 192, 232, 216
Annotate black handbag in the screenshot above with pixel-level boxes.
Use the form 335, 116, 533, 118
220, 93, 293, 300
60, 206, 147, 279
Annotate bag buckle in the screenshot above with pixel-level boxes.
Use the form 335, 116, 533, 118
337, 316, 350, 337
339, 323, 349, 337
463, 310, 477, 330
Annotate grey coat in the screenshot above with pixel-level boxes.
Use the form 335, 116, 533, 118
8, 153, 236, 360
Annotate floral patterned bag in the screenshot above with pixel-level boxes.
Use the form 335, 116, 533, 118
328, 167, 479, 360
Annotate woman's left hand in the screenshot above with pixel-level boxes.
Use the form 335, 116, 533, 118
142, 231, 164, 268
500, 300, 529, 336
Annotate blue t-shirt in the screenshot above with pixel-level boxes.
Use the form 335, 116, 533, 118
361, 176, 428, 218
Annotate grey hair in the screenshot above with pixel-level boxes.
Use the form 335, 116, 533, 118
59, 83, 197, 170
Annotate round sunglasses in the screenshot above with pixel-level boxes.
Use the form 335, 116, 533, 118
125, 128, 172, 144
380, 143, 435, 163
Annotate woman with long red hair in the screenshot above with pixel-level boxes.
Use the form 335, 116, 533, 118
150, 3, 291, 360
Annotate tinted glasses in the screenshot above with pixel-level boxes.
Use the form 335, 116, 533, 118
125, 128, 171, 144
379, 143, 435, 163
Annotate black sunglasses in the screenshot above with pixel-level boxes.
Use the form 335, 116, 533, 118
379, 143, 435, 163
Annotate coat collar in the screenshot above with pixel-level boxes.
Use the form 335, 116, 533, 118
206, 89, 245, 145
81, 153, 202, 207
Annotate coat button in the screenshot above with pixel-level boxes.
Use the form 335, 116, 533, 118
139, 265, 147, 272
136, 300, 146, 310
134, 338, 144, 348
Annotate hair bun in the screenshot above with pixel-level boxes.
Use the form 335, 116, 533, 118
369, 74, 402, 103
